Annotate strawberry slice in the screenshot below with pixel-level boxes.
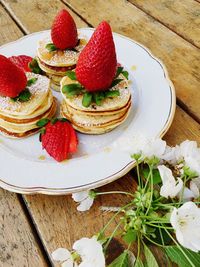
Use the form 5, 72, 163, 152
68, 124, 78, 153
40, 119, 78, 162
9, 55, 33, 72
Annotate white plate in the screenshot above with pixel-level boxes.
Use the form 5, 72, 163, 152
0, 29, 175, 195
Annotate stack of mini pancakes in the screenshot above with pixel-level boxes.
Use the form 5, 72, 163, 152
0, 73, 56, 138
36, 38, 87, 91
60, 75, 131, 134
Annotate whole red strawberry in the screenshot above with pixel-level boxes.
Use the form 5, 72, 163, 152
41, 120, 78, 162
9, 55, 33, 72
51, 9, 78, 50
0, 55, 27, 98
75, 21, 117, 92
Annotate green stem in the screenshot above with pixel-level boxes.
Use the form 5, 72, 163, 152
145, 165, 154, 215
144, 234, 167, 247
179, 175, 186, 205
164, 228, 196, 267
96, 191, 134, 197
100, 202, 133, 235
104, 221, 122, 252
136, 234, 141, 261
136, 160, 142, 188
146, 222, 172, 229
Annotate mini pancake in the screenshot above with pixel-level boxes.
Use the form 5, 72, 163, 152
37, 37, 87, 67
60, 74, 132, 134
0, 73, 57, 138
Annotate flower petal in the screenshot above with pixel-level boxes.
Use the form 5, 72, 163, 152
52, 248, 71, 262
77, 197, 94, 212
72, 191, 89, 202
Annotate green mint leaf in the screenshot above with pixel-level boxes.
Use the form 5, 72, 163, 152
59, 118, 68, 122
111, 78, 123, 88
51, 118, 58, 125
105, 90, 120, 98
93, 92, 105, 106
82, 92, 92, 107
115, 66, 124, 78
45, 43, 57, 52
28, 58, 43, 74
123, 229, 137, 244
11, 88, 31, 102
62, 83, 82, 94
165, 246, 200, 267
122, 70, 129, 79
36, 118, 49, 127
27, 77, 38, 86
65, 71, 77, 80
143, 243, 159, 267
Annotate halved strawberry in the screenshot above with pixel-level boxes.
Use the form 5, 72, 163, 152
0, 54, 27, 98
40, 119, 78, 162
9, 55, 33, 72
68, 124, 78, 153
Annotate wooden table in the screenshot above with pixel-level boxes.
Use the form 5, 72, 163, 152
0, 1, 199, 266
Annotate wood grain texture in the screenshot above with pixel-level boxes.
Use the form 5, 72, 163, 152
0, 189, 48, 267
129, 0, 200, 48
63, 0, 200, 123
0, 1, 199, 266
1, 0, 87, 33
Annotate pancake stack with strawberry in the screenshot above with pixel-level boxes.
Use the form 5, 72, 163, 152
36, 9, 87, 91
0, 55, 56, 138
60, 21, 132, 134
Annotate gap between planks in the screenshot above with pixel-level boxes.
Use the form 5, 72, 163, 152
17, 194, 54, 267
127, 0, 200, 50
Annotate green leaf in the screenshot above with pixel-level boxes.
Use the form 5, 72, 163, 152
123, 229, 137, 244
143, 243, 159, 267
142, 168, 162, 185
28, 58, 43, 74
115, 66, 124, 78
51, 118, 58, 125
93, 92, 105, 106
122, 70, 129, 79
108, 251, 129, 267
27, 77, 38, 86
45, 43, 57, 52
62, 83, 83, 98
165, 246, 200, 267
82, 92, 92, 107
36, 118, 49, 127
105, 90, 120, 98
111, 78, 123, 88
11, 88, 31, 102
65, 71, 77, 80
135, 258, 144, 267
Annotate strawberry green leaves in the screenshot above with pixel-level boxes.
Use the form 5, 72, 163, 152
11, 88, 31, 102
46, 43, 57, 52
65, 70, 77, 80
28, 58, 43, 74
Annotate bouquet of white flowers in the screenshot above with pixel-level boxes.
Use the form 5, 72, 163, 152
52, 139, 200, 267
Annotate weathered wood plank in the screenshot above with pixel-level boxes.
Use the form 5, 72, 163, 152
0, 189, 48, 267
62, 0, 200, 123
0, 5, 49, 267
1, 0, 87, 33
129, 0, 200, 48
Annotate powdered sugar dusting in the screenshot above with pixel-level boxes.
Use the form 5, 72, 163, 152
0, 73, 49, 113
37, 37, 87, 66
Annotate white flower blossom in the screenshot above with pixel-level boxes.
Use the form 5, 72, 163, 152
142, 138, 166, 159
170, 202, 200, 252
158, 165, 183, 198
73, 237, 105, 267
52, 248, 73, 267
72, 190, 95, 212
